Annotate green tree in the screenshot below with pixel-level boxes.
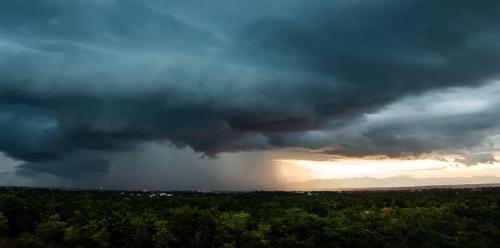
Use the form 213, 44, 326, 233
15, 233, 44, 248
36, 214, 68, 244
153, 220, 175, 248
214, 212, 250, 247
0, 212, 8, 234
268, 208, 326, 248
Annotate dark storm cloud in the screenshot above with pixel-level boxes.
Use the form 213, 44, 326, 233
0, 0, 217, 51
1, 0, 500, 177
16, 151, 109, 179
276, 83, 500, 165
233, 0, 500, 117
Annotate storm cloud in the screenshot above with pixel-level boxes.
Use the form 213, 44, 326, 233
1, 0, 500, 179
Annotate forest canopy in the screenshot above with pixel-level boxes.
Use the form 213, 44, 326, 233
0, 188, 499, 248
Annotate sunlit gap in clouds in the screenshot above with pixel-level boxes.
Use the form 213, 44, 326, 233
273, 156, 500, 183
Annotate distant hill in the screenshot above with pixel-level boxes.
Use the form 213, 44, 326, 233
296, 175, 500, 191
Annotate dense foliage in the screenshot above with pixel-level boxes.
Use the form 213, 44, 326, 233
0, 187, 500, 247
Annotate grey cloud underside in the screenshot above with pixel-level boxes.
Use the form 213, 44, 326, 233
1, 0, 500, 177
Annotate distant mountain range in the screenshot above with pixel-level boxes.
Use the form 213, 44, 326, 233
296, 176, 500, 191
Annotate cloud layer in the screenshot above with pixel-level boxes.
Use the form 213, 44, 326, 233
1, 0, 500, 179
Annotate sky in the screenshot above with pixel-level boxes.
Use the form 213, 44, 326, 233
1, 0, 500, 190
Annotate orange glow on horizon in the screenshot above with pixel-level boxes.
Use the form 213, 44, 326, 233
273, 157, 500, 183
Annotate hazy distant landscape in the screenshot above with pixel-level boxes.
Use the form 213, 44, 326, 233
297, 176, 500, 191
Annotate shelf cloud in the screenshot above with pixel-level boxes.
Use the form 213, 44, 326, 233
1, 0, 500, 180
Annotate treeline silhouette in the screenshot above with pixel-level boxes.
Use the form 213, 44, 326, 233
1, 188, 500, 247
